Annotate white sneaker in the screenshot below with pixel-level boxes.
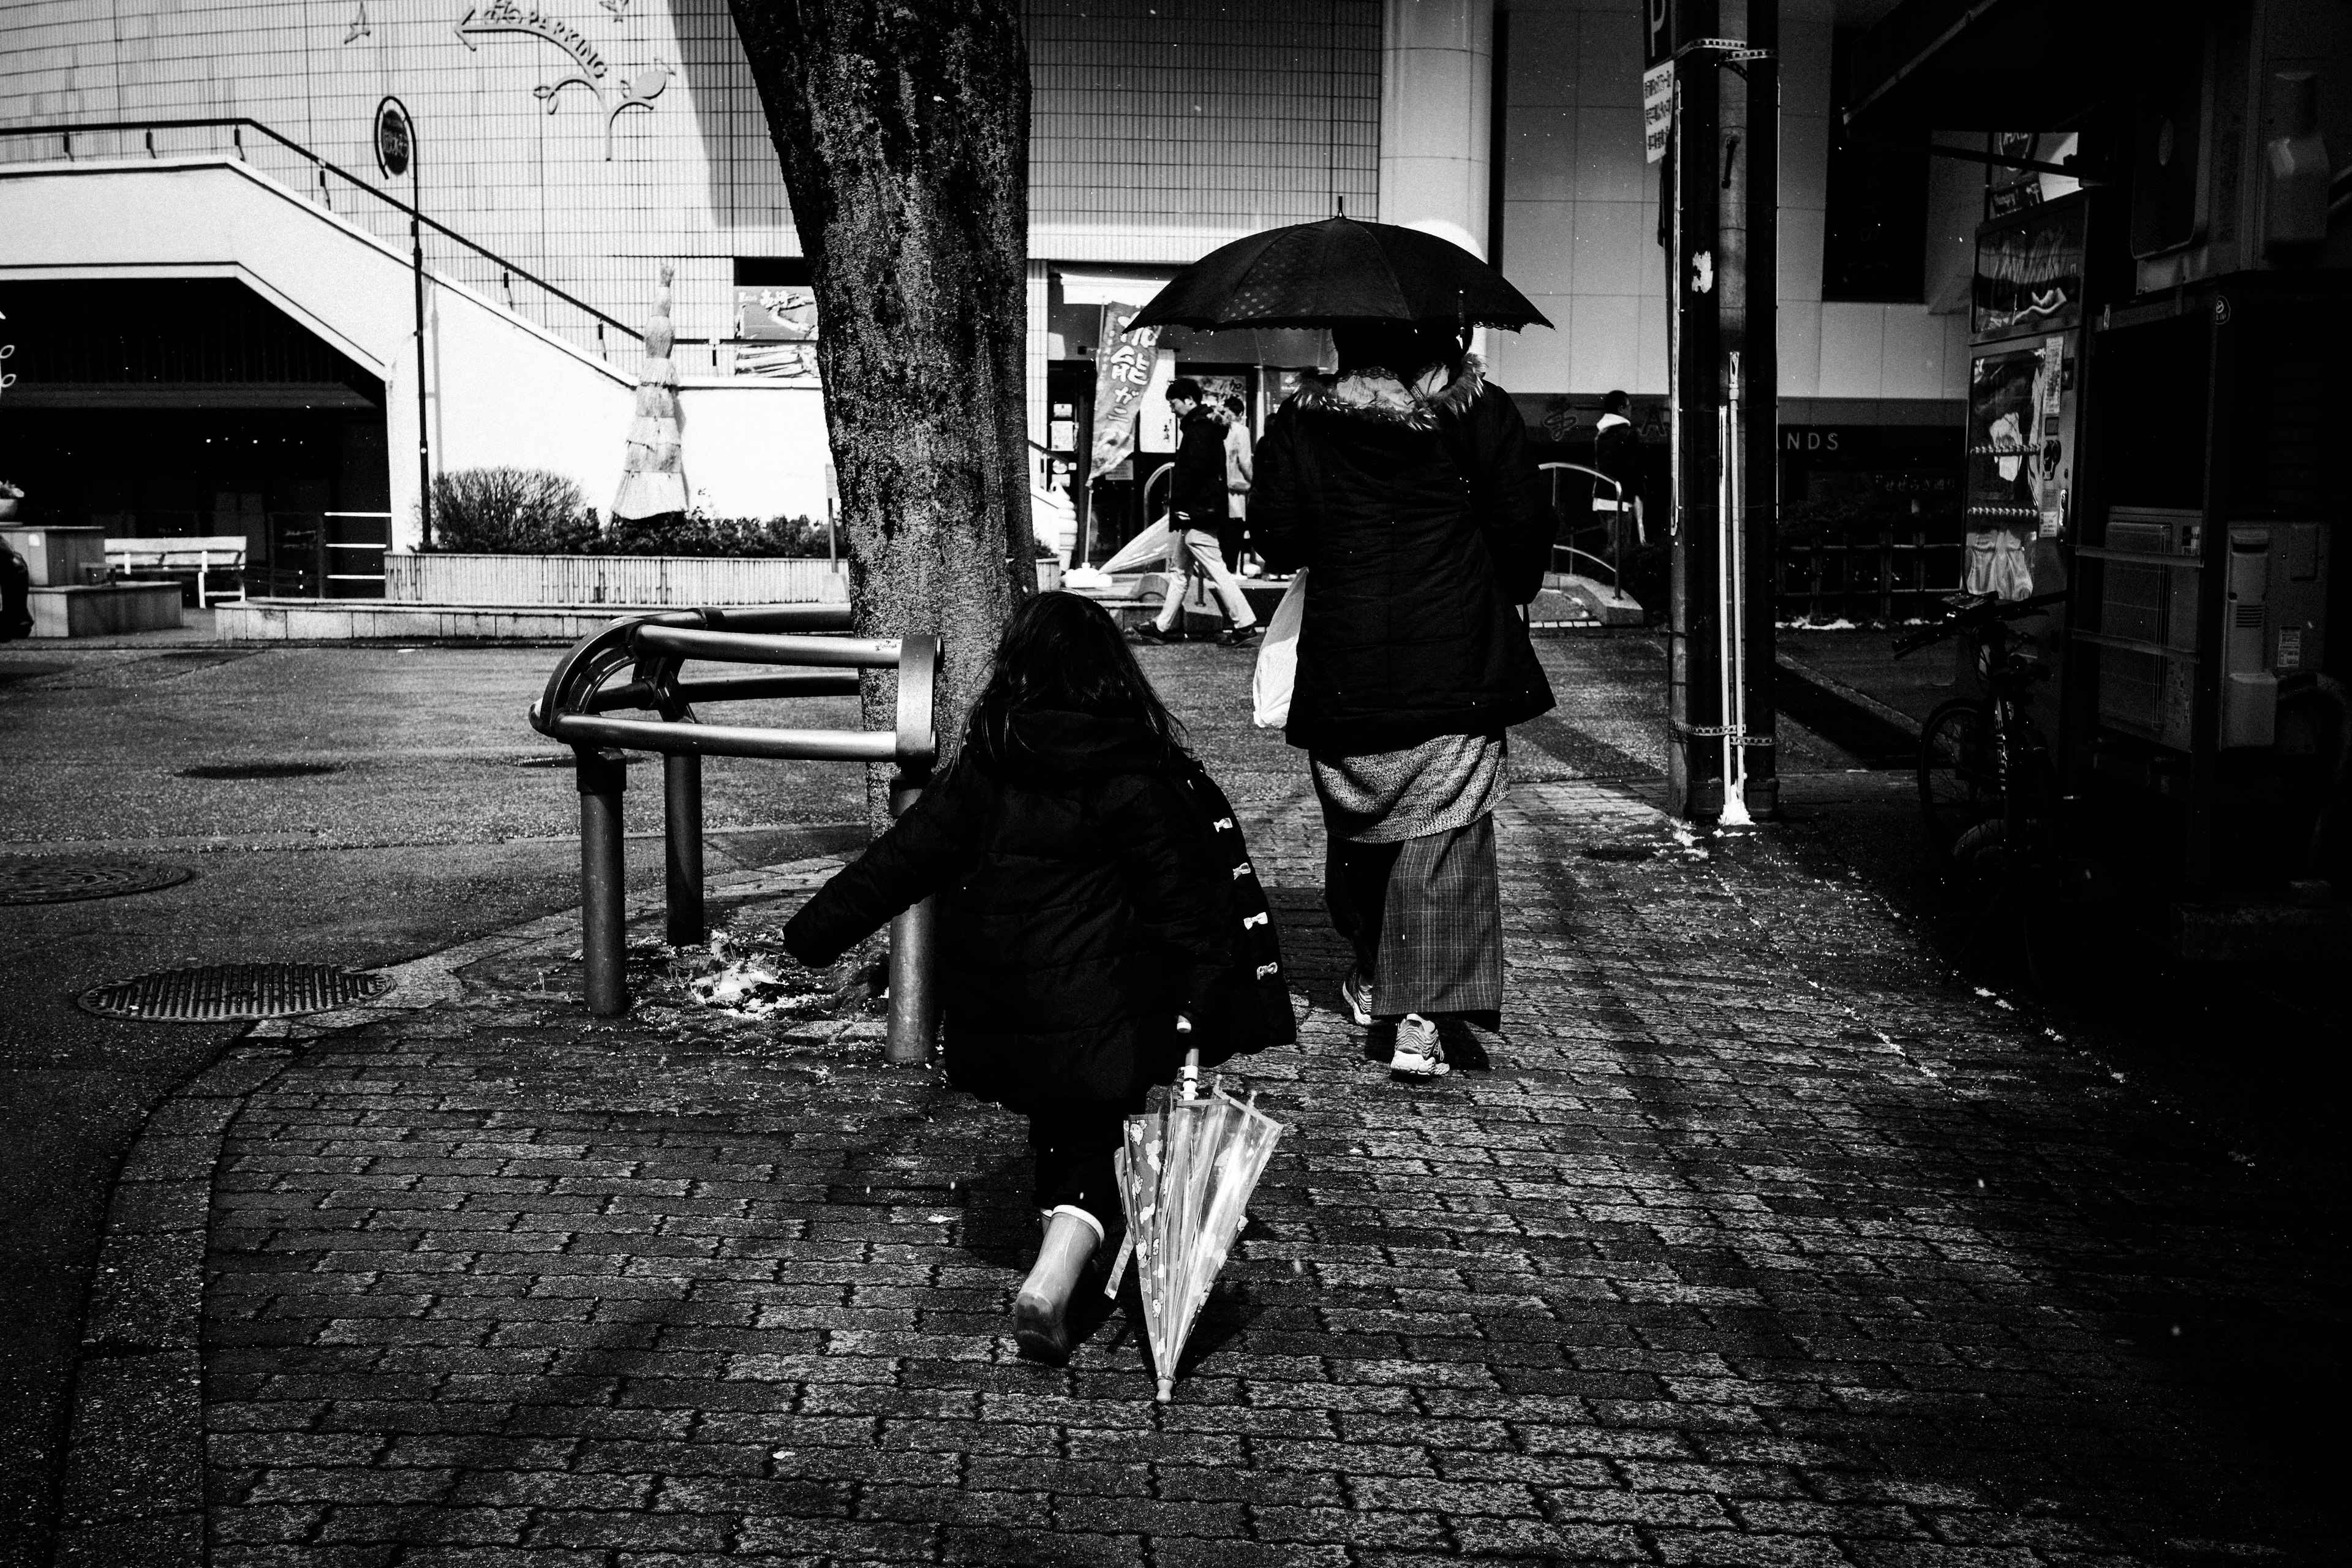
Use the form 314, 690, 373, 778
1338, 968, 1376, 1028
1389, 1014, 1450, 1078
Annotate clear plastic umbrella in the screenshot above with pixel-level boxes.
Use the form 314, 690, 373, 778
1098, 516, 1170, 575
1105, 1047, 1287, 1401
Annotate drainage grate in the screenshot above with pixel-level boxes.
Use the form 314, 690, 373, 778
178, 762, 342, 780
0, 854, 194, 906
78, 962, 393, 1022
1580, 844, 1659, 862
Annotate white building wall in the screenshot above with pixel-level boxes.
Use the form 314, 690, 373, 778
0, 0, 794, 346
0, 0, 1973, 543
1481, 0, 1966, 406
0, 157, 831, 541
1379, 0, 1494, 258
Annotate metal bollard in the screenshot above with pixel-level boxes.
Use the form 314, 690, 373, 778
663, 752, 705, 948
884, 769, 940, 1065
576, 747, 630, 1017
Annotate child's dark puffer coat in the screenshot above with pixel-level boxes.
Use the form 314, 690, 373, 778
782, 710, 1294, 1110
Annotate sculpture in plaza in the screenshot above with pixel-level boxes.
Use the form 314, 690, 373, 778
612, 265, 688, 522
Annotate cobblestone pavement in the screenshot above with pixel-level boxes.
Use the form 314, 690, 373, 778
153, 645, 2341, 1566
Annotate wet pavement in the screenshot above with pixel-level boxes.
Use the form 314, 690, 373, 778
0, 643, 869, 1563
4, 633, 2340, 1566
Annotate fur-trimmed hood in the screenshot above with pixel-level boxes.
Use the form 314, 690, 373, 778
1289, 353, 1487, 431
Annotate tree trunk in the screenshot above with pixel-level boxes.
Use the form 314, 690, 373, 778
729, 0, 1035, 820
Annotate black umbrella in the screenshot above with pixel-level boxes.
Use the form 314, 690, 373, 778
1128, 216, 1551, 333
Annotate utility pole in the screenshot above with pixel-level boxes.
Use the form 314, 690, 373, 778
1716, 1, 1779, 821
1731, 3, 1778, 823
1667, 0, 1721, 821
1739, 0, 1779, 820
1659, 0, 1776, 824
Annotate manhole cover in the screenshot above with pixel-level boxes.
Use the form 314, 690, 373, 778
1581, 844, 1658, 862
78, 963, 393, 1022
0, 854, 194, 905
178, 762, 342, 780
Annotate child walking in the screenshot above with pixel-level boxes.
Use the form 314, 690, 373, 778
783, 592, 1294, 1362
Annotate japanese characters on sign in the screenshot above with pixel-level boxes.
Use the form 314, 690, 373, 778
1642, 62, 1675, 165
1088, 304, 1162, 481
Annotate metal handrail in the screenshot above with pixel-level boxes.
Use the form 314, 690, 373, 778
1539, 461, 1632, 591
527, 603, 941, 1063
2, 116, 646, 347
1142, 461, 1174, 524
0, 116, 755, 364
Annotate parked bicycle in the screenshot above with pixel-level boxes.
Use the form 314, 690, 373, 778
1894, 589, 2072, 985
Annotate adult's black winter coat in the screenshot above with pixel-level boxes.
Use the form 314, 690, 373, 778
1169, 405, 1231, 526
1251, 356, 1556, 754
782, 711, 1292, 1110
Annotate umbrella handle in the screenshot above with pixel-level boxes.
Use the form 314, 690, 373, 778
1178, 1046, 1200, 1101
1102, 1227, 1135, 1300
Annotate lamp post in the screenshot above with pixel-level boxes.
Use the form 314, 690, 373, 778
374, 96, 430, 546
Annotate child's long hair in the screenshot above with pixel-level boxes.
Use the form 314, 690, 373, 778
963, 592, 1188, 767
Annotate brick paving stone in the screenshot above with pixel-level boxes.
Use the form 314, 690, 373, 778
188, 652, 2340, 1566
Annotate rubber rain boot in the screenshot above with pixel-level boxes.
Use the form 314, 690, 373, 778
1014, 1206, 1102, 1364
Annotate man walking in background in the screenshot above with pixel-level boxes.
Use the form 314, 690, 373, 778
1593, 389, 1645, 549
1135, 378, 1261, 647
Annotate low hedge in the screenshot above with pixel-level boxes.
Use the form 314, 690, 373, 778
423, 467, 832, 558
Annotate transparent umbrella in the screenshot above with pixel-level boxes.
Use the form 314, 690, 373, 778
1098, 516, 1170, 575
1105, 1045, 1287, 1401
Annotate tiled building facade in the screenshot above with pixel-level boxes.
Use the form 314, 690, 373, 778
0, 0, 1967, 560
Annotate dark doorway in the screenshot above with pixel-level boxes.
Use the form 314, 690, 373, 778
0, 279, 390, 597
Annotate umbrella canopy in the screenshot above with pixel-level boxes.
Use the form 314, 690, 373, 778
1129, 217, 1551, 333
1098, 517, 1170, 575
1108, 1080, 1287, 1401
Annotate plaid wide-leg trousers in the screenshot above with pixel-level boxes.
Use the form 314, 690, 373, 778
1324, 815, 1504, 1019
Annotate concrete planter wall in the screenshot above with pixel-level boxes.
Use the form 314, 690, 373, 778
387, 553, 848, 607
390, 552, 1066, 607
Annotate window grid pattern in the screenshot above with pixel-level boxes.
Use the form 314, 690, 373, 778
1028, 0, 1381, 262
0, 2, 1378, 341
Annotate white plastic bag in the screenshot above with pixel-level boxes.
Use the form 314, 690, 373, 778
1250, 570, 1308, 729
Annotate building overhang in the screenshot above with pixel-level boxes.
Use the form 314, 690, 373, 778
1845, 0, 2136, 134
4, 382, 381, 410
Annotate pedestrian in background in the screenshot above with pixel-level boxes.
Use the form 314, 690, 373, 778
1136, 378, 1260, 647
783, 592, 1290, 1362
1252, 321, 1553, 1077
1593, 388, 1644, 549
1221, 393, 1257, 575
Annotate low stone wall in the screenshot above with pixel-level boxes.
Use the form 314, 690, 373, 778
386, 553, 847, 607
216, 600, 657, 642
28, 582, 183, 638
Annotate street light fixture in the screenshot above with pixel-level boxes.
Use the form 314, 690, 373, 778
374, 95, 430, 547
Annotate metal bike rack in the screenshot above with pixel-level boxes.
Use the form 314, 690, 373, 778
529, 603, 941, 1062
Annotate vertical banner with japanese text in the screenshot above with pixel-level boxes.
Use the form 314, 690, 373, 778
1088, 304, 1162, 480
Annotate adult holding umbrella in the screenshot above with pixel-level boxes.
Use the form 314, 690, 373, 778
1134, 217, 1556, 1079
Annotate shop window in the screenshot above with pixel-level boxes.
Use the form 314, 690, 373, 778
1823, 28, 1927, 304
733, 258, 816, 380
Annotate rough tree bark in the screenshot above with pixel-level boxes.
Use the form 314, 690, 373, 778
729, 0, 1035, 818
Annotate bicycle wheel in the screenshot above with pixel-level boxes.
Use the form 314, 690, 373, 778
1918, 698, 1995, 855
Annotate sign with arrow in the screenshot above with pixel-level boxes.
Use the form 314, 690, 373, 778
454, 2, 669, 159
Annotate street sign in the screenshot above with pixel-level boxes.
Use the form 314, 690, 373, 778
1643, 62, 1674, 164
373, 96, 413, 180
